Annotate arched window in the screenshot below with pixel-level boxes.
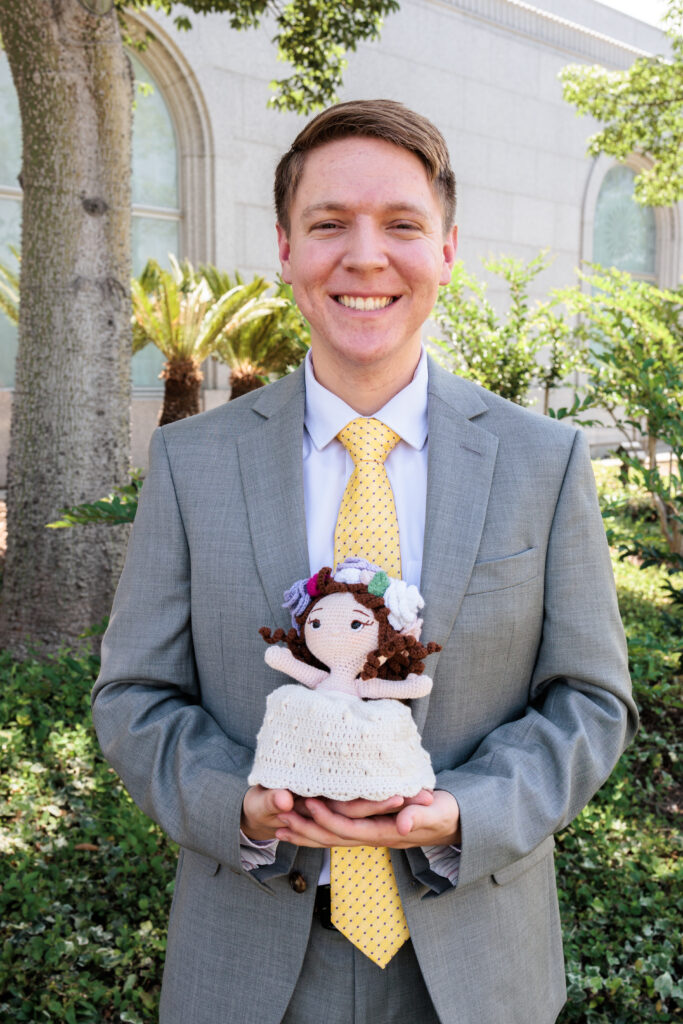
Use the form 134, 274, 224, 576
592, 165, 657, 280
0, 49, 182, 390
0, 53, 22, 388
130, 51, 181, 388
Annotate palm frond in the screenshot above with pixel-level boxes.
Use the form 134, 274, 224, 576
132, 261, 214, 362
0, 246, 21, 325
199, 264, 250, 301
195, 280, 276, 362
213, 291, 309, 378
131, 258, 308, 379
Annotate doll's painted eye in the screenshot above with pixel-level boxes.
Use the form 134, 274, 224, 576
310, 619, 321, 629
351, 620, 364, 630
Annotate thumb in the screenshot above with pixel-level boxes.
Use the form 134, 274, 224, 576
395, 805, 421, 836
270, 788, 295, 814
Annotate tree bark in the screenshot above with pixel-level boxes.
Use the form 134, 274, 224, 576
229, 369, 265, 400
159, 358, 203, 425
0, 0, 132, 654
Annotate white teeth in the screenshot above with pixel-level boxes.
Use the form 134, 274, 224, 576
337, 295, 395, 310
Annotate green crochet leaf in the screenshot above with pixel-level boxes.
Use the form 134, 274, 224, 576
368, 571, 390, 596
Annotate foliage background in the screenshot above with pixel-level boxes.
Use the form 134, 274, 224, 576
1, 461, 681, 1022
560, 0, 683, 206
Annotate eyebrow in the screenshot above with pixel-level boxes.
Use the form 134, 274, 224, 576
301, 201, 431, 220
352, 607, 373, 620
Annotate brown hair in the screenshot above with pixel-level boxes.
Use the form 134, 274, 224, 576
260, 567, 441, 682
274, 99, 457, 235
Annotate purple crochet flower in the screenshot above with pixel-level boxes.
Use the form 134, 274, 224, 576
282, 577, 312, 631
333, 556, 379, 578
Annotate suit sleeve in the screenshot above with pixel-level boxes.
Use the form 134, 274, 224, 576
92, 428, 253, 875
419, 428, 638, 889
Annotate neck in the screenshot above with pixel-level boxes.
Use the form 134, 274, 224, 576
310, 349, 421, 415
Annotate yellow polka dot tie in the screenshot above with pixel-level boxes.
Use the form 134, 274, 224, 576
330, 416, 410, 969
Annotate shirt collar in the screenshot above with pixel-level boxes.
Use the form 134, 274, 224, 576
304, 348, 429, 452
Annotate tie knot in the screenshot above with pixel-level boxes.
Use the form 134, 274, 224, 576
337, 418, 401, 465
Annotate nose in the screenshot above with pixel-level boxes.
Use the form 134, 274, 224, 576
341, 220, 389, 273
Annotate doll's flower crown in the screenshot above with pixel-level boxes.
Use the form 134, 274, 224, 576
283, 556, 425, 636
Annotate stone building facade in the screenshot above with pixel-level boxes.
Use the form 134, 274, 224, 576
0, 0, 677, 481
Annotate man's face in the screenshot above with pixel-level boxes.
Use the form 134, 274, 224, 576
277, 136, 457, 383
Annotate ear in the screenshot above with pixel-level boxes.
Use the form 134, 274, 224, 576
276, 223, 293, 284
439, 224, 458, 286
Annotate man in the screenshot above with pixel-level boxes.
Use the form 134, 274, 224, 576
93, 100, 637, 1024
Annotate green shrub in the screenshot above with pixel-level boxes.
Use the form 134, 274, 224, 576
47, 471, 144, 530
0, 650, 176, 1023
555, 464, 683, 1023
431, 251, 583, 410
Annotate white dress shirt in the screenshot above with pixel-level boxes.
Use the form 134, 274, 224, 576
241, 349, 459, 886
303, 348, 428, 589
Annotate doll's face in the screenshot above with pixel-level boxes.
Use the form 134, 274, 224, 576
304, 592, 380, 673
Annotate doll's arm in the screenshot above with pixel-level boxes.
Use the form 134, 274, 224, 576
264, 646, 327, 688
358, 673, 433, 700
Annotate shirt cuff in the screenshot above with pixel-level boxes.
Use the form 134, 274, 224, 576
422, 844, 461, 887
239, 829, 279, 872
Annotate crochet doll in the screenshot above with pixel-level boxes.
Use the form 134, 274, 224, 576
248, 558, 441, 801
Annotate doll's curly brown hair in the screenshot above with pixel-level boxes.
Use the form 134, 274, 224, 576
260, 567, 441, 681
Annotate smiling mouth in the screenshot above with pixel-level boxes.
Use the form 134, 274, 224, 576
335, 295, 398, 311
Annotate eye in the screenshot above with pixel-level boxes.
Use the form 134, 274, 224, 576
351, 620, 364, 630
310, 619, 321, 629
390, 221, 421, 234
311, 220, 342, 233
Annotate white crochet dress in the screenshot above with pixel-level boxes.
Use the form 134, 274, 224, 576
248, 684, 435, 801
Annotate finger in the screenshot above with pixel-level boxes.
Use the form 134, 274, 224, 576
394, 794, 460, 843
292, 795, 314, 818
304, 801, 407, 845
311, 795, 404, 819
276, 812, 345, 847
275, 829, 326, 848
395, 805, 423, 836
288, 805, 386, 845
402, 788, 434, 808
270, 789, 295, 814
242, 786, 294, 841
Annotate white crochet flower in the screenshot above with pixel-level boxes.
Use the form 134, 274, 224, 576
334, 566, 363, 585
384, 579, 424, 633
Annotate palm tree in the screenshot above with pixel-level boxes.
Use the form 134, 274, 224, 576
0, 247, 20, 325
209, 276, 310, 399
132, 257, 287, 424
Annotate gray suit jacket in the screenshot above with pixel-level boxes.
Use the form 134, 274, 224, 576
93, 358, 637, 1024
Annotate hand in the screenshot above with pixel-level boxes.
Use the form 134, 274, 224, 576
274, 789, 461, 849
241, 785, 295, 841
264, 646, 294, 672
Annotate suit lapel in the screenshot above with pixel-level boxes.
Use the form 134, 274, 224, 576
237, 366, 310, 627
413, 360, 498, 732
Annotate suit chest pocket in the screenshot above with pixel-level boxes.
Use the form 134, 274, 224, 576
442, 546, 543, 696
465, 546, 539, 596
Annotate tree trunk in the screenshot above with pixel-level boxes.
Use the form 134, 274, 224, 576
159, 358, 203, 425
229, 367, 265, 400
0, 0, 132, 655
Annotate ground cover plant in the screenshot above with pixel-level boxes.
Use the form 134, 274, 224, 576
556, 462, 682, 1023
0, 461, 681, 1021
0, 651, 176, 1022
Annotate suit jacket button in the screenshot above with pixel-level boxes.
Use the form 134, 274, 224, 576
289, 871, 307, 893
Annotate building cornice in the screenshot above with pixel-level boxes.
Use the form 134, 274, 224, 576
431, 0, 655, 65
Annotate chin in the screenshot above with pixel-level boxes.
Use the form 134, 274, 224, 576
343, 340, 416, 368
